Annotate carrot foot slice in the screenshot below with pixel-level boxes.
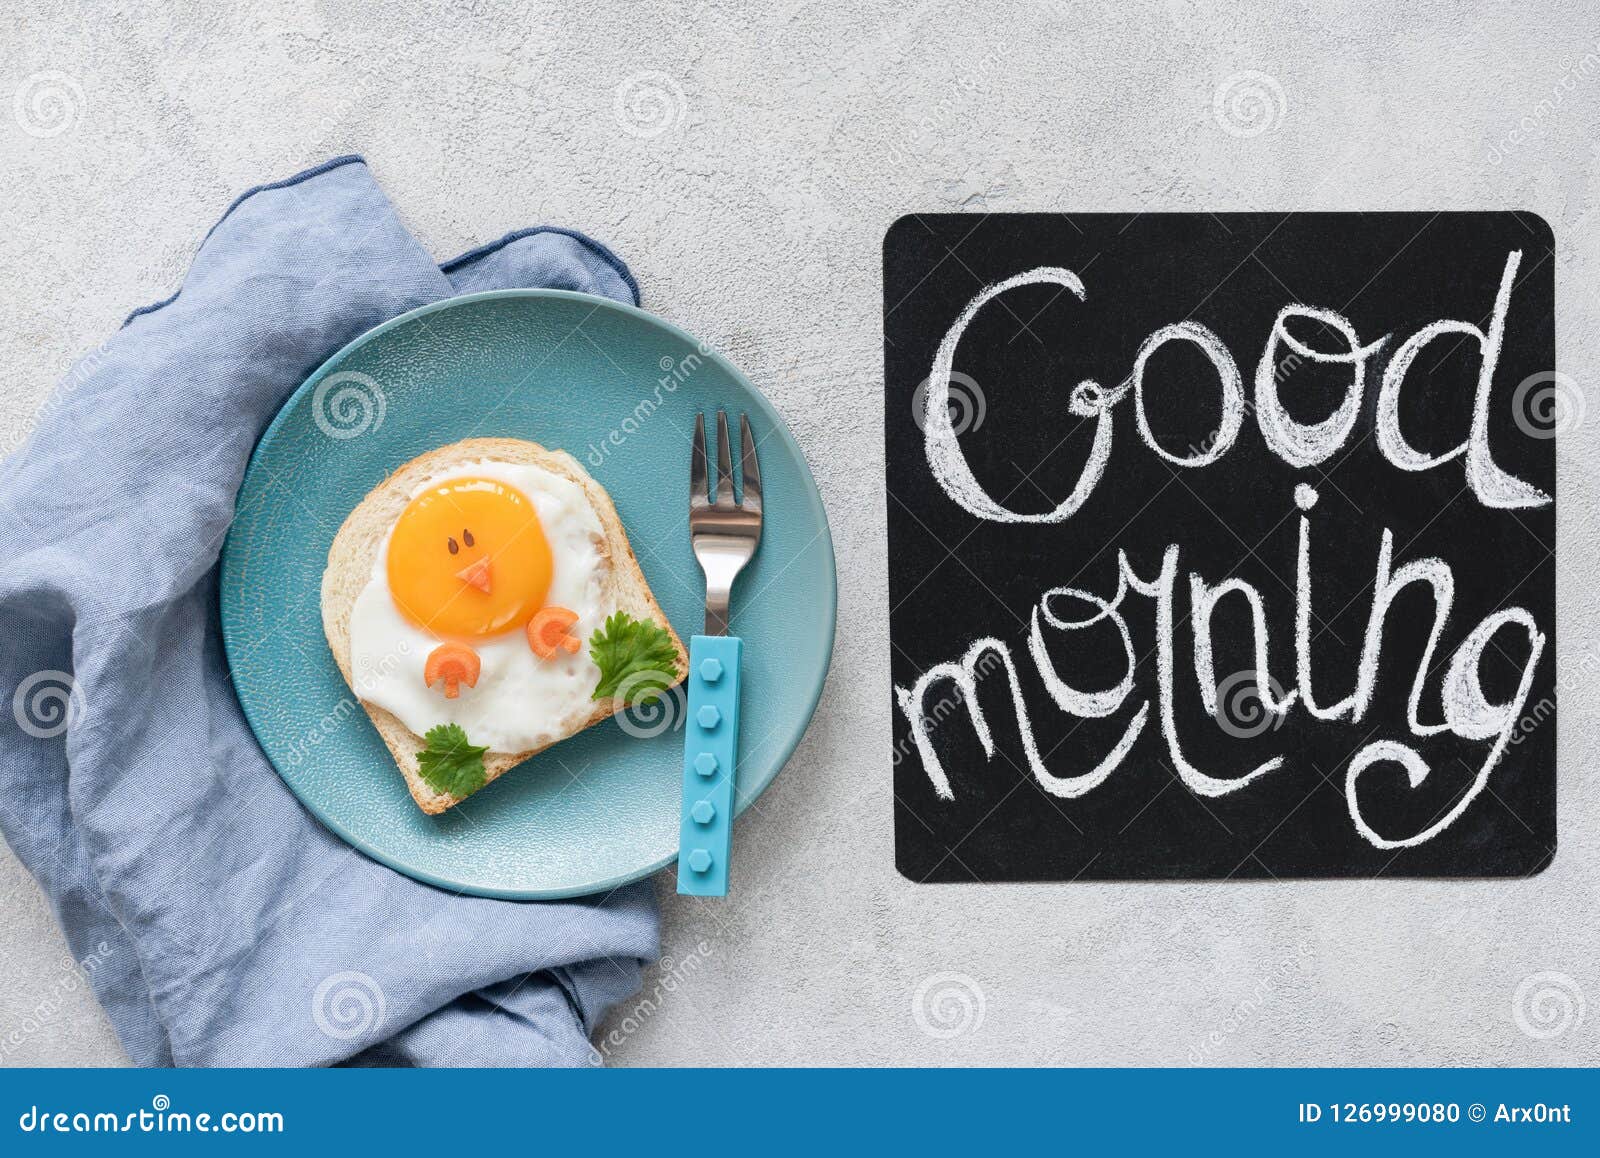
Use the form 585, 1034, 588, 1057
424, 642, 481, 699
527, 606, 581, 660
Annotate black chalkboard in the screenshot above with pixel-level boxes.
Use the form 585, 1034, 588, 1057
884, 213, 1556, 881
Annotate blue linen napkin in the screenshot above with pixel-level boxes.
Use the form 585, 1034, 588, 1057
0, 156, 658, 1067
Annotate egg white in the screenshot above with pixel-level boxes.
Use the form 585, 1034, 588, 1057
348, 459, 612, 754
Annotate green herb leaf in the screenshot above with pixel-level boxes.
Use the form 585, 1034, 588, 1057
416, 723, 488, 798
590, 611, 680, 704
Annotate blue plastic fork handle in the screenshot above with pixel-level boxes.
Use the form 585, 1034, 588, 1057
677, 634, 742, 896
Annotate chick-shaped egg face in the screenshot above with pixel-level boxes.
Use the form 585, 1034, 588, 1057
385, 476, 552, 638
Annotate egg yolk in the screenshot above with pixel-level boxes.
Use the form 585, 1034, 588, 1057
386, 477, 552, 638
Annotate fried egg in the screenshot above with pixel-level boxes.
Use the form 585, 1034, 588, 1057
347, 459, 611, 753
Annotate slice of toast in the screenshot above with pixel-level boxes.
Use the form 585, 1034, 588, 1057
321, 437, 686, 814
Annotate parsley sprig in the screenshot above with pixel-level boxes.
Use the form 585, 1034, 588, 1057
590, 611, 680, 704
416, 723, 488, 797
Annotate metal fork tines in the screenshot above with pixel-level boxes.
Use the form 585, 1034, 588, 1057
689, 410, 762, 636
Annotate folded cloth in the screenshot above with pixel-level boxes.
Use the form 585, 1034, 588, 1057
0, 156, 657, 1067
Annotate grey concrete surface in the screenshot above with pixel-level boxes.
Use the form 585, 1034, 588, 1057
2, 0, 1598, 1067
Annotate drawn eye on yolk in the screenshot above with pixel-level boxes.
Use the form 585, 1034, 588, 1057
386, 477, 552, 638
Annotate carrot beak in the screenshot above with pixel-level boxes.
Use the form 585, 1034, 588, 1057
455, 557, 492, 594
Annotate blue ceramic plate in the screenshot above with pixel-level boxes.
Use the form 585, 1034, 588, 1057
220, 290, 835, 898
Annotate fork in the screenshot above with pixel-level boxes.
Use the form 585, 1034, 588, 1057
677, 410, 762, 897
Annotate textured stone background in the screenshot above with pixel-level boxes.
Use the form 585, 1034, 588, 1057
2, 1, 1597, 1066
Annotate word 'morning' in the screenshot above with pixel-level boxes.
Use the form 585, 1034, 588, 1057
894, 486, 1546, 852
